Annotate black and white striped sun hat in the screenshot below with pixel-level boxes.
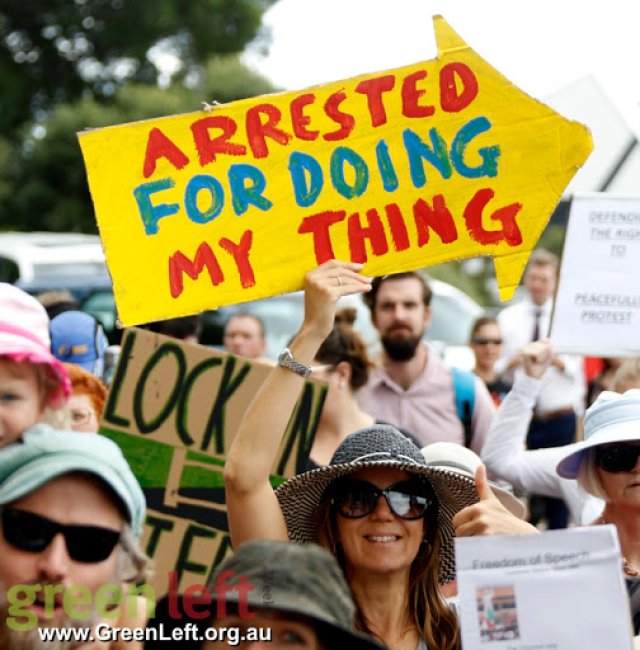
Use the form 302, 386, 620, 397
275, 424, 478, 584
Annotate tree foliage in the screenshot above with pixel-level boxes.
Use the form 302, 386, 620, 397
0, 0, 274, 135
0, 1, 277, 232
2, 54, 276, 232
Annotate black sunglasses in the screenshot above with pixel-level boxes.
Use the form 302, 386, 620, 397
330, 480, 433, 520
1, 508, 121, 563
595, 444, 640, 473
472, 337, 503, 346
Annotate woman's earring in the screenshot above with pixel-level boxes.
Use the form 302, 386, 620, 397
422, 539, 432, 556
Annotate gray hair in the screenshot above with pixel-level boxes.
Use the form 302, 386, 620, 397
116, 524, 153, 584
576, 448, 607, 500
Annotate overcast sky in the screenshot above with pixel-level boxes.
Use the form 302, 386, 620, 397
245, 0, 640, 136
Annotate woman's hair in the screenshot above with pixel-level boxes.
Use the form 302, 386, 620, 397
469, 315, 499, 340
314, 309, 374, 391
315, 475, 459, 650
576, 448, 607, 500
64, 362, 108, 419
142, 314, 203, 341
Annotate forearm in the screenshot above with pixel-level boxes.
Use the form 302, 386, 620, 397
482, 373, 574, 497
224, 327, 324, 546
481, 372, 539, 487
224, 260, 370, 545
225, 325, 324, 494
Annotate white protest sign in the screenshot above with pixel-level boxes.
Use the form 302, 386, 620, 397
455, 525, 633, 649
550, 193, 640, 355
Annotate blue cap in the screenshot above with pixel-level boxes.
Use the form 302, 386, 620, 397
0, 424, 146, 538
557, 389, 640, 479
50, 310, 108, 377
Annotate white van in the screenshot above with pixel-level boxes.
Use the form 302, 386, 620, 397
0, 231, 108, 284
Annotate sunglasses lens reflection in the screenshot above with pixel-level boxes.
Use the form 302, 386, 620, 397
336, 485, 377, 518
334, 482, 428, 520
595, 445, 640, 473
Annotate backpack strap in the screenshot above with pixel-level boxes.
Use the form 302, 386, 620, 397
451, 367, 476, 448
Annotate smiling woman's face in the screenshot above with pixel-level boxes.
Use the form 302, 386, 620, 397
333, 467, 426, 579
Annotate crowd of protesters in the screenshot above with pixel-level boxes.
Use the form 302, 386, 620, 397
1, 248, 639, 649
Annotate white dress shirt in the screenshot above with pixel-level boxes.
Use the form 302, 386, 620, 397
497, 297, 585, 415
481, 372, 603, 525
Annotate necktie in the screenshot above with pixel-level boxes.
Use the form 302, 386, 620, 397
532, 308, 542, 341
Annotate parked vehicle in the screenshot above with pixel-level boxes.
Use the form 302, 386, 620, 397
0, 231, 108, 286
0, 231, 115, 337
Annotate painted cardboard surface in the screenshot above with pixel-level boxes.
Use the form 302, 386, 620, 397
99, 328, 326, 595
79, 16, 593, 326
550, 193, 640, 355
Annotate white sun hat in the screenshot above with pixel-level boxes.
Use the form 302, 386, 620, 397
557, 389, 640, 479
420, 441, 525, 519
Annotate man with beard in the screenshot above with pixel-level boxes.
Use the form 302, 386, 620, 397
357, 272, 495, 452
0, 425, 150, 649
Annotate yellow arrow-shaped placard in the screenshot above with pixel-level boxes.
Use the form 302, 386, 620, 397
78, 15, 593, 326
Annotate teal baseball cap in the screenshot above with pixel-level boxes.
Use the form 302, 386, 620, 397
0, 424, 146, 538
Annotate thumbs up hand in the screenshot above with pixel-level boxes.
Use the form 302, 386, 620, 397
453, 465, 539, 537
474, 463, 494, 501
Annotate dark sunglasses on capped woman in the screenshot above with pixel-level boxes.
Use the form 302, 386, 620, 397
595, 444, 640, 473
1, 508, 121, 563
329, 479, 435, 520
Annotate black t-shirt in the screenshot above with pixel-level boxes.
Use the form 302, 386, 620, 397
485, 377, 512, 407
